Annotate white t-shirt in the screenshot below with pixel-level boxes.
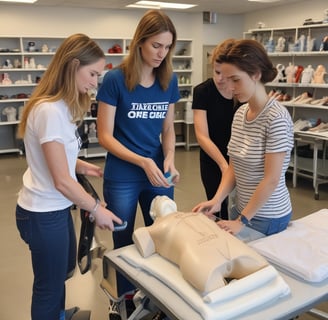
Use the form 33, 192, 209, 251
18, 100, 81, 212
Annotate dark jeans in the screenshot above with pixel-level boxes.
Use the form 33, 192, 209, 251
16, 205, 76, 320
103, 179, 174, 297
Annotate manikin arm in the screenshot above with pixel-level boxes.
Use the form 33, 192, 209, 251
133, 227, 155, 258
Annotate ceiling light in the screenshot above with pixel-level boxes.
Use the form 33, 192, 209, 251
248, 0, 281, 2
0, 0, 37, 3
127, 1, 197, 10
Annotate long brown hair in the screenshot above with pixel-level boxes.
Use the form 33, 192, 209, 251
18, 33, 105, 138
120, 9, 177, 91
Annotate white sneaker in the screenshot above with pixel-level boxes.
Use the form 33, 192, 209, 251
294, 119, 312, 132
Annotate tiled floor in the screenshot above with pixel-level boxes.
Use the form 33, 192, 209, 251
0, 147, 327, 320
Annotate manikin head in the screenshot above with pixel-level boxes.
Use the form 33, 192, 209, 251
149, 195, 177, 220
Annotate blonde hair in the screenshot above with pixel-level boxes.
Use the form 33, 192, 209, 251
18, 33, 105, 138
120, 9, 177, 91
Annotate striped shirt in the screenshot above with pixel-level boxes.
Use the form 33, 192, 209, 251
228, 98, 294, 218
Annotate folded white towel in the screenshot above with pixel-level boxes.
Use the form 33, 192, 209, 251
203, 265, 280, 303
249, 209, 328, 282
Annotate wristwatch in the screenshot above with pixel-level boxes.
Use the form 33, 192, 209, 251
238, 214, 251, 226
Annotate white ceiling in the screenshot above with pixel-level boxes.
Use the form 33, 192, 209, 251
27, 0, 305, 15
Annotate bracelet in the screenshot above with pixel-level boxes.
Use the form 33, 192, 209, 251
89, 199, 100, 222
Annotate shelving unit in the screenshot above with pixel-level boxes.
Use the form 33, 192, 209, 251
0, 36, 195, 156
173, 39, 197, 150
244, 24, 328, 198
78, 116, 107, 158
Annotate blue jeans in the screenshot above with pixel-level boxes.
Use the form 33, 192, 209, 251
103, 179, 174, 297
16, 205, 76, 320
230, 206, 292, 243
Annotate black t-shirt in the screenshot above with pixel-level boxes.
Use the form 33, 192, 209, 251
192, 78, 238, 164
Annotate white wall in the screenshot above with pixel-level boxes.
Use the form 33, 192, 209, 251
0, 5, 244, 86
4, 0, 325, 86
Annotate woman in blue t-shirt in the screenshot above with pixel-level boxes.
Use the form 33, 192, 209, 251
96, 9, 180, 310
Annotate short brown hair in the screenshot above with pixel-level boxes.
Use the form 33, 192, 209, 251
216, 39, 277, 83
211, 38, 236, 65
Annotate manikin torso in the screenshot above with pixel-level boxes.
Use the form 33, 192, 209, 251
133, 196, 268, 294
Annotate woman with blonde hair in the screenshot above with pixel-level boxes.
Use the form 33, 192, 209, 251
16, 33, 122, 320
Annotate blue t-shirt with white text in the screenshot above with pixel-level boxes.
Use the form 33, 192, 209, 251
96, 68, 180, 181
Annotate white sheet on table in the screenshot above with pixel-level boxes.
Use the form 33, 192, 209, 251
119, 245, 290, 320
249, 209, 328, 283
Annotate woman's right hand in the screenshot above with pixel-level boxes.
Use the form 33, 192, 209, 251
142, 158, 170, 187
192, 199, 221, 218
93, 205, 123, 231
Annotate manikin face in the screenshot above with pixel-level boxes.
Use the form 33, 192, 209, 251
220, 63, 257, 102
76, 58, 106, 94
140, 31, 173, 68
149, 195, 177, 220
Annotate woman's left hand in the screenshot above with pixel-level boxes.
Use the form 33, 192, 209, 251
217, 219, 244, 235
165, 169, 180, 186
163, 159, 180, 186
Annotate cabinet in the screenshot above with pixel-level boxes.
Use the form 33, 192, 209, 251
244, 24, 328, 198
0, 36, 195, 156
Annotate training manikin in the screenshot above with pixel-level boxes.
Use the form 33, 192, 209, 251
133, 196, 268, 294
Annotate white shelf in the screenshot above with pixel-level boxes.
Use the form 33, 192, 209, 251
173, 55, 192, 59
283, 103, 328, 110
0, 120, 19, 126
268, 51, 328, 57
0, 36, 194, 154
245, 24, 328, 198
79, 146, 106, 158
104, 53, 125, 58
0, 147, 22, 155
175, 141, 186, 147
0, 52, 21, 56
266, 82, 328, 89
0, 98, 28, 103
173, 69, 192, 72
21, 52, 55, 56
0, 68, 43, 71
246, 23, 328, 33
0, 83, 37, 87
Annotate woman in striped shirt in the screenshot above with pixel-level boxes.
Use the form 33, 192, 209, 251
193, 39, 294, 242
